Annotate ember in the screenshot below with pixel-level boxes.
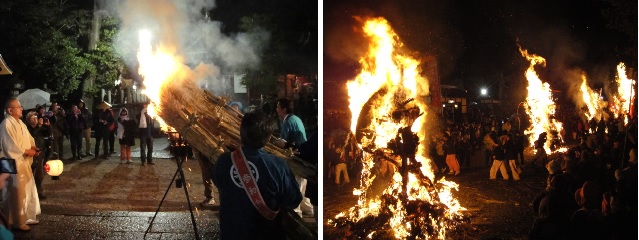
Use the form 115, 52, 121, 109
328, 17, 466, 239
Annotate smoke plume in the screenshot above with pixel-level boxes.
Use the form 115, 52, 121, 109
106, 0, 267, 90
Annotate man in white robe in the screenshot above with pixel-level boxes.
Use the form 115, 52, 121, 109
0, 98, 41, 231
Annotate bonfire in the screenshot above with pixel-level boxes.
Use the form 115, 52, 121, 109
328, 17, 466, 239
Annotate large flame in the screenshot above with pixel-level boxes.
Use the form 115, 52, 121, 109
580, 74, 603, 122
611, 63, 636, 125
136, 29, 179, 130
519, 47, 564, 153
332, 17, 464, 239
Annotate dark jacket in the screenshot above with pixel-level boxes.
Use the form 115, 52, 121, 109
136, 111, 155, 137
503, 139, 517, 160
94, 109, 114, 137
213, 147, 302, 240
80, 107, 93, 129
27, 124, 51, 154
118, 116, 138, 146
66, 112, 86, 135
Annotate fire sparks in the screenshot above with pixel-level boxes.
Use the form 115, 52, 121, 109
331, 17, 465, 239
518, 47, 564, 153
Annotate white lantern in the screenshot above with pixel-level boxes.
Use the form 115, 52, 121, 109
45, 160, 64, 180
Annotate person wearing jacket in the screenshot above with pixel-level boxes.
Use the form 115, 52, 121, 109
489, 136, 510, 180
136, 104, 155, 165
92, 104, 114, 160
117, 108, 137, 164
213, 110, 301, 239
66, 105, 86, 160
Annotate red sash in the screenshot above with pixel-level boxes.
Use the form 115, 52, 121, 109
231, 148, 279, 220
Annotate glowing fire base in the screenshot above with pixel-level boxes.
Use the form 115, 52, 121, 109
330, 102, 467, 239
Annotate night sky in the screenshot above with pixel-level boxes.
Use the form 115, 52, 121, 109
323, 0, 637, 110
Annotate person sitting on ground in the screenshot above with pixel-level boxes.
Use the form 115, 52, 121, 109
212, 110, 302, 239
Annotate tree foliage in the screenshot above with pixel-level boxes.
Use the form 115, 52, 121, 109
83, 16, 123, 97
0, 0, 123, 100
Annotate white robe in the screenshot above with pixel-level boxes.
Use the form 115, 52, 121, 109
0, 116, 41, 227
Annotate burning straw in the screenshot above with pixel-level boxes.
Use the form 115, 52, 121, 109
154, 78, 316, 183
328, 17, 466, 239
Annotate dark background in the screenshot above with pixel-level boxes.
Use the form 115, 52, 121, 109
323, 0, 637, 110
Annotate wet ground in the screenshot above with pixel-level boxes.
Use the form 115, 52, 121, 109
13, 137, 316, 239
323, 152, 548, 240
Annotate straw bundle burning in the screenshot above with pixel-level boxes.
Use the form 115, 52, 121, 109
156, 78, 316, 184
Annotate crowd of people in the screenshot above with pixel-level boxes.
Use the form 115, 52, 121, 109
212, 97, 318, 238
324, 105, 637, 239
0, 95, 319, 237
0, 97, 161, 233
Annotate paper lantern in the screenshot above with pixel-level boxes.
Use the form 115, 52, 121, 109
45, 160, 63, 180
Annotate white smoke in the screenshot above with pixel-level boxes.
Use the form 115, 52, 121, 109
107, 0, 267, 90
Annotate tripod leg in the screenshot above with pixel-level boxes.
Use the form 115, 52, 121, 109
177, 156, 201, 240
144, 158, 180, 238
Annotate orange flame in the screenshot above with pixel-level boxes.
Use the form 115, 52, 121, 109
580, 74, 602, 121
611, 63, 636, 125
518, 47, 564, 153
136, 29, 180, 131
334, 17, 464, 239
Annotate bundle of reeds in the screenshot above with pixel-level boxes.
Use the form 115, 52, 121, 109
156, 79, 316, 184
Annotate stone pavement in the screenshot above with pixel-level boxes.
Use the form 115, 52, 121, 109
12, 137, 316, 239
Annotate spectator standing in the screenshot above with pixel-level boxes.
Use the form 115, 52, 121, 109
457, 133, 472, 169
212, 110, 301, 239
66, 105, 86, 160
273, 98, 313, 217
78, 100, 93, 157
92, 104, 114, 160
48, 102, 66, 159
0, 98, 41, 231
25, 111, 50, 200
137, 105, 155, 165
116, 108, 137, 164
443, 133, 461, 175
107, 108, 116, 155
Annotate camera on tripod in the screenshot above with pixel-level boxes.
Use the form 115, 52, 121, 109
167, 131, 192, 158
166, 131, 192, 188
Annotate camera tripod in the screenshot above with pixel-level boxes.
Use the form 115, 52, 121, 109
144, 144, 200, 240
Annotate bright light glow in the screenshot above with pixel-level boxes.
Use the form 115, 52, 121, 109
480, 88, 487, 95
519, 47, 564, 154
335, 17, 464, 239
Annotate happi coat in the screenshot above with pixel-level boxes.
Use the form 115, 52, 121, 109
0, 116, 41, 226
